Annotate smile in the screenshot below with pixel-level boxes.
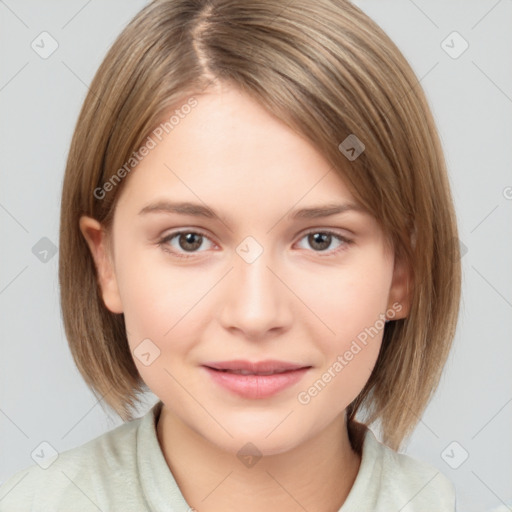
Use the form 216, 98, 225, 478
202, 360, 311, 399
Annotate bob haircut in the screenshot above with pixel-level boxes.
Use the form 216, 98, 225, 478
59, 0, 461, 450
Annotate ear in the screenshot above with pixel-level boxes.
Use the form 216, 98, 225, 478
386, 251, 412, 320
79, 216, 124, 314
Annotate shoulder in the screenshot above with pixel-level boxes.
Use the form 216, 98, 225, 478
343, 422, 456, 512
376, 437, 456, 510
0, 412, 146, 512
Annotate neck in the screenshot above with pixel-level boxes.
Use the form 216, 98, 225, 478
156, 404, 362, 512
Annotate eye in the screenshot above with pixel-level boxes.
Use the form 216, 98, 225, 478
295, 230, 353, 256
157, 230, 215, 259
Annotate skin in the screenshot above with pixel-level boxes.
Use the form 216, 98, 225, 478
80, 82, 411, 512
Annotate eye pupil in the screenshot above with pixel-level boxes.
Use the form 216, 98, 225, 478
309, 233, 331, 251
179, 233, 202, 251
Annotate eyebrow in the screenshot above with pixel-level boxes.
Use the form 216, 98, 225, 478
138, 200, 366, 226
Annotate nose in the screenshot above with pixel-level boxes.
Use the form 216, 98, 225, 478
218, 244, 292, 341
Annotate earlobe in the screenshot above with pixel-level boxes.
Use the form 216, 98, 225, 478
79, 216, 124, 314
387, 253, 412, 320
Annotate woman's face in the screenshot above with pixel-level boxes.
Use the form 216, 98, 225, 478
81, 83, 410, 456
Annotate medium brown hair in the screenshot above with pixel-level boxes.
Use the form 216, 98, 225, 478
59, 0, 461, 450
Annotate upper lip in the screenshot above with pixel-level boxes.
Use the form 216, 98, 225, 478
203, 359, 311, 373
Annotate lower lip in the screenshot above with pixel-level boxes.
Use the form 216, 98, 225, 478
202, 366, 310, 399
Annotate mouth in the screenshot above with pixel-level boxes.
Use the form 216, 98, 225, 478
208, 368, 296, 376
201, 359, 312, 399
203, 359, 311, 374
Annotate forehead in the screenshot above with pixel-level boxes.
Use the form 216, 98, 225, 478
115, 85, 364, 221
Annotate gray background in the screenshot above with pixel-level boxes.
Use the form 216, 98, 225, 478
1, 1, 511, 511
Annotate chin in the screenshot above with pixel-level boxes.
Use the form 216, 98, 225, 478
228, 435, 300, 459
206, 423, 307, 459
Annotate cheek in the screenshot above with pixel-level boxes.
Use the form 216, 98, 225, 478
302, 257, 391, 400
294, 280, 386, 419
296, 340, 381, 419
330, 333, 382, 397
116, 248, 210, 379
310, 259, 392, 345
115, 241, 192, 334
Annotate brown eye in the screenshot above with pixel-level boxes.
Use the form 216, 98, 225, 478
178, 232, 203, 252
296, 230, 353, 256
307, 232, 332, 251
158, 230, 215, 259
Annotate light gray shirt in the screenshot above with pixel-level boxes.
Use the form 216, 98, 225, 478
0, 401, 456, 511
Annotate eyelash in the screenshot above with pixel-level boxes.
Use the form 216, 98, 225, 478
157, 229, 354, 260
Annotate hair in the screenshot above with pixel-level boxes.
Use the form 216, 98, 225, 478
59, 0, 461, 450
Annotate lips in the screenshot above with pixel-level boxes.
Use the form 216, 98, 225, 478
214, 368, 289, 375
203, 359, 310, 374
202, 360, 312, 399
